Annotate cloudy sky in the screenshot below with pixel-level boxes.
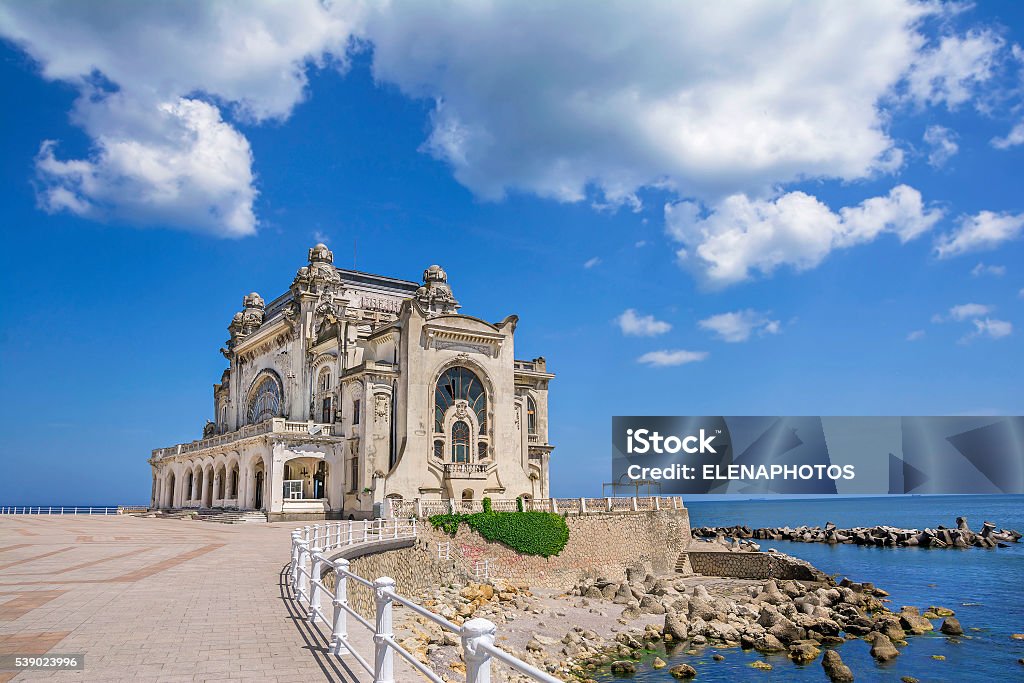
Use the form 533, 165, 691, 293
1, 1, 1022, 502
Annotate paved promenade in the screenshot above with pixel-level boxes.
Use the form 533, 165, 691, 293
0, 515, 378, 682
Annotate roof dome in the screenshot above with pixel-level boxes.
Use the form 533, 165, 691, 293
423, 264, 447, 282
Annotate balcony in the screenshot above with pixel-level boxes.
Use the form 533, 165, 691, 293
152, 418, 337, 460
442, 462, 490, 480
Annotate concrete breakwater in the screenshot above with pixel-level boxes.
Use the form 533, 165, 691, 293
693, 516, 1022, 549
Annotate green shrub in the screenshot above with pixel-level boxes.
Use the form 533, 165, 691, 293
482, 496, 493, 513
428, 510, 569, 557
516, 497, 525, 512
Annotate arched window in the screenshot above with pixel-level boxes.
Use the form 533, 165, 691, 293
320, 369, 332, 392
451, 420, 470, 463
247, 373, 282, 424
433, 439, 444, 460
435, 366, 486, 434
527, 396, 538, 435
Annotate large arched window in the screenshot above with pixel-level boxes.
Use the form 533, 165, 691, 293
434, 366, 487, 434
247, 372, 282, 424
451, 421, 470, 463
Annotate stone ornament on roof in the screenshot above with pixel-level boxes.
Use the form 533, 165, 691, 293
227, 291, 266, 347
293, 242, 342, 294
415, 264, 460, 314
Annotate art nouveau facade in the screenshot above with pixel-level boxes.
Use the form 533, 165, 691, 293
149, 244, 554, 520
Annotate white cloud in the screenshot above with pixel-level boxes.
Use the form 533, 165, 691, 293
617, 309, 671, 337
636, 349, 708, 367
903, 30, 1004, 108
906, 329, 925, 341
35, 97, 256, 236
933, 303, 993, 323
666, 185, 942, 286
0, 0, 360, 236
934, 211, 1024, 258
960, 318, 1013, 343
923, 125, 958, 167
365, 2, 945, 206
0, 1, 1010, 242
583, 256, 602, 269
634, 240, 648, 248
698, 309, 781, 342
992, 121, 1024, 149
970, 262, 1006, 277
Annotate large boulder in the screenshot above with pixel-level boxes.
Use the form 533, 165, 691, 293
869, 632, 900, 661
822, 649, 854, 682
669, 663, 697, 679
940, 617, 964, 636
664, 611, 689, 641
788, 641, 821, 664
898, 609, 934, 634
753, 633, 787, 653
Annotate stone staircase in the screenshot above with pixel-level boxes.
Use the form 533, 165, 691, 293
144, 508, 268, 524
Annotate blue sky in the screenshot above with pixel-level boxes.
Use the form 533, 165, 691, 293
0, 1, 1022, 504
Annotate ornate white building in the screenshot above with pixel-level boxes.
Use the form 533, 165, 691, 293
149, 244, 554, 520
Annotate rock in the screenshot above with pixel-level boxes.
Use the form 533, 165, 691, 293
712, 654, 725, 661
929, 605, 955, 617
750, 661, 773, 671
652, 657, 667, 669
1012, 633, 1024, 640
931, 655, 946, 661
665, 610, 689, 641
788, 641, 821, 664
610, 660, 636, 675
940, 617, 963, 636
639, 594, 666, 614
822, 649, 854, 682
869, 632, 899, 662
901, 678, 920, 683
753, 633, 786, 653
898, 610, 934, 634
668, 663, 697, 679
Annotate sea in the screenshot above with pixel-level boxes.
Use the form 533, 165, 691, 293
594, 494, 1024, 682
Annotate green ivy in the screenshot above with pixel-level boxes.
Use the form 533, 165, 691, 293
428, 510, 570, 557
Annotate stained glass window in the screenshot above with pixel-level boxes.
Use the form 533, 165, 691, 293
247, 374, 282, 424
527, 396, 537, 435
434, 366, 487, 434
451, 420, 470, 463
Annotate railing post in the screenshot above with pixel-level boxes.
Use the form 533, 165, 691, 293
415, 498, 423, 518
462, 617, 496, 683
373, 577, 396, 683
579, 497, 587, 514
551, 499, 558, 514
350, 522, 355, 545
304, 525, 311, 543
313, 524, 321, 547
330, 559, 350, 655
631, 497, 638, 511
290, 531, 302, 586
362, 520, 368, 543
297, 541, 310, 600
309, 547, 324, 622
654, 497, 661, 511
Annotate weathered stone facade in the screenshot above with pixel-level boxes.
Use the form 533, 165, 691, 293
148, 243, 554, 521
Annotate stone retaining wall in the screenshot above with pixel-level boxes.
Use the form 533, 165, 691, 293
419, 510, 692, 590
684, 550, 826, 581
324, 539, 471, 619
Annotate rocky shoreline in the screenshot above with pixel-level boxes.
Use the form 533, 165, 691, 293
692, 516, 1022, 549
390, 551, 991, 682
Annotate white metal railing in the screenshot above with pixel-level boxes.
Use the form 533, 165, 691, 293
0, 506, 136, 515
390, 495, 685, 518
437, 541, 451, 560
288, 520, 561, 683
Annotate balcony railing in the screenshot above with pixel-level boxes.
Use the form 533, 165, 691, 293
153, 419, 336, 460
443, 462, 490, 479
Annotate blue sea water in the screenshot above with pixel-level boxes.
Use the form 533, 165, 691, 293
595, 494, 1024, 682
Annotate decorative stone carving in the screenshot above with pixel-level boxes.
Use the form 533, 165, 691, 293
202, 420, 216, 438
226, 292, 266, 349
374, 393, 390, 423
414, 264, 460, 314
292, 242, 342, 295
455, 400, 469, 420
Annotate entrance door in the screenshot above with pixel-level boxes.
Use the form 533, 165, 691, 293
254, 471, 264, 510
